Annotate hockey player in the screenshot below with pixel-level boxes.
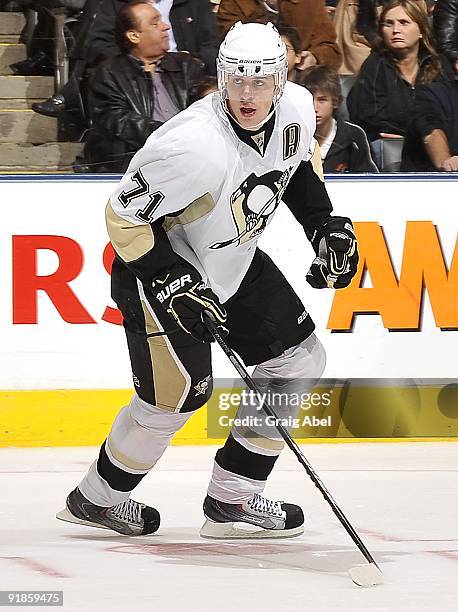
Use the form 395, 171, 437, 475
57, 20, 358, 538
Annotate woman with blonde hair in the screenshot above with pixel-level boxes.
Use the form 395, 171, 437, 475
347, 0, 454, 147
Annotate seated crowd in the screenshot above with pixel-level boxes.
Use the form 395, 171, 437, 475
6, 0, 458, 173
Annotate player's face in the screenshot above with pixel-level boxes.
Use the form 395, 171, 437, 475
312, 90, 335, 128
226, 75, 276, 129
131, 4, 170, 59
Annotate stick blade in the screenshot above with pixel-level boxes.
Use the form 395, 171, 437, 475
348, 563, 384, 587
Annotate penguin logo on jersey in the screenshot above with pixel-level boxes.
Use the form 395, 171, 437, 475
210, 167, 293, 250
194, 375, 212, 397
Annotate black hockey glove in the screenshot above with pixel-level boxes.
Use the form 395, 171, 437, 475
306, 217, 359, 289
151, 267, 227, 343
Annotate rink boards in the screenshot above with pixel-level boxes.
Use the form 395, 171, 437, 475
0, 174, 457, 446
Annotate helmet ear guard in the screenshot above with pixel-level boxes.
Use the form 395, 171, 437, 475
217, 22, 288, 129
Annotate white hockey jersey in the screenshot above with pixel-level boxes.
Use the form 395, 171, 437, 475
108, 81, 317, 302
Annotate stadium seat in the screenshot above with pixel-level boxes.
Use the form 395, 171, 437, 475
380, 136, 405, 173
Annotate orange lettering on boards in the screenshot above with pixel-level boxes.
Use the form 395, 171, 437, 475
328, 221, 458, 331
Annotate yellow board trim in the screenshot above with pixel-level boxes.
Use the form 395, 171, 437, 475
0, 389, 457, 448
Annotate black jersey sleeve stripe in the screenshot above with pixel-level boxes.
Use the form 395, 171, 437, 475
282, 148, 333, 254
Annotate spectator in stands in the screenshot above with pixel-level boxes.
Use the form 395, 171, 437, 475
347, 0, 454, 153
402, 64, 458, 171
31, 0, 132, 118
9, 0, 86, 76
217, 0, 342, 70
153, 0, 219, 75
301, 65, 378, 172
333, 0, 377, 76
77, 0, 205, 172
434, 0, 458, 72
276, 24, 303, 82
354, 0, 380, 46
32, 0, 218, 118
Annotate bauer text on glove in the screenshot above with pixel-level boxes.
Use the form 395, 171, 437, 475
152, 268, 227, 342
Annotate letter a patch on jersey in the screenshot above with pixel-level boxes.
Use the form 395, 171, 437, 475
283, 123, 301, 160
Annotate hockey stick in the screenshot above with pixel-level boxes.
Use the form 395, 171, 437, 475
203, 311, 384, 588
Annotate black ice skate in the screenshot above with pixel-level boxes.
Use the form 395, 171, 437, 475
200, 493, 304, 539
56, 487, 160, 536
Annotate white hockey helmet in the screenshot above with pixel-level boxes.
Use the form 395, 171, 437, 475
217, 22, 288, 126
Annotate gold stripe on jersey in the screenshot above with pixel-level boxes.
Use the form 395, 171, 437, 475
105, 200, 154, 263
162, 192, 216, 233
310, 139, 325, 182
234, 424, 285, 453
106, 435, 157, 472
141, 301, 188, 412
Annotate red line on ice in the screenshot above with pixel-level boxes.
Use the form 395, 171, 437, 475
357, 529, 458, 564
429, 550, 458, 564
1, 556, 70, 578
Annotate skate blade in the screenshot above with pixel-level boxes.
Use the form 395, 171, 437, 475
200, 519, 304, 539
56, 507, 110, 531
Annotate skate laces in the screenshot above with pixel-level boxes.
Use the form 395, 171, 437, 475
247, 494, 283, 518
109, 498, 144, 525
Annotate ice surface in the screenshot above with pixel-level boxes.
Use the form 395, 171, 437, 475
1, 443, 457, 611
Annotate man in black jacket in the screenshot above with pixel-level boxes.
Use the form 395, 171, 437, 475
79, 0, 205, 172
434, 0, 458, 71
33, 0, 217, 117
155, 0, 219, 75
402, 68, 458, 172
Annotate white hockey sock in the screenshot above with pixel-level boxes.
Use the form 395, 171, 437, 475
78, 394, 196, 507
207, 335, 326, 503
207, 461, 266, 503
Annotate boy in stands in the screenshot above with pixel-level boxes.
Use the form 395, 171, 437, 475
301, 66, 378, 172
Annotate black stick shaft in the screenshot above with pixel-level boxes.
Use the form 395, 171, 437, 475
204, 312, 379, 568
